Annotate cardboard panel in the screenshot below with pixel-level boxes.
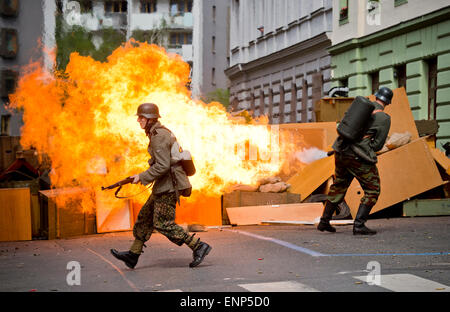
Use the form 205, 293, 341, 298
95, 190, 133, 233
222, 191, 302, 225
226, 202, 324, 225
175, 194, 222, 226
369, 87, 419, 140
345, 138, 445, 217
287, 155, 335, 201
279, 122, 338, 148
0, 188, 31, 241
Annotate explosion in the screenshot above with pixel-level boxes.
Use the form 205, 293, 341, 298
9, 40, 288, 212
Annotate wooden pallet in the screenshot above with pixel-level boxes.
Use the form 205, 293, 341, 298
403, 198, 450, 217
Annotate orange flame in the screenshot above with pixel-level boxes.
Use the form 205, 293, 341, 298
9, 40, 290, 212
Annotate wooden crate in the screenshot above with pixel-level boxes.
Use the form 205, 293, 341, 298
0, 180, 41, 237
314, 97, 354, 122
39, 188, 97, 239
222, 191, 301, 225
0, 188, 31, 241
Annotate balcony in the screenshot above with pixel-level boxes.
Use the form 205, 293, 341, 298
130, 12, 193, 31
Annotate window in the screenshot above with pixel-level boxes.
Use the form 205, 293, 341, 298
140, 0, 157, 13
1, 69, 18, 99
1, 114, 11, 136
339, 0, 348, 24
0, 0, 19, 17
370, 71, 379, 95
169, 32, 192, 46
426, 57, 437, 120
395, 64, 406, 89
212, 67, 216, 85
104, 1, 127, 13
0, 28, 18, 59
170, 0, 192, 15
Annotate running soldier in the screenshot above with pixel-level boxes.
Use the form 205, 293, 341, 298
111, 103, 212, 268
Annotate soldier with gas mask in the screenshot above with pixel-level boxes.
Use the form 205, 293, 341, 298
318, 87, 393, 235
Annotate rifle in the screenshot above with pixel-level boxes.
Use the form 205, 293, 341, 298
101, 176, 153, 199
101, 176, 134, 191
101, 176, 134, 198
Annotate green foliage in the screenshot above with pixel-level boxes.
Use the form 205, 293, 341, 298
55, 15, 126, 71
202, 88, 230, 109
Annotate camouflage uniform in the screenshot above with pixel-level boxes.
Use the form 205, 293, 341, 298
327, 101, 390, 207
327, 153, 380, 207
133, 192, 192, 247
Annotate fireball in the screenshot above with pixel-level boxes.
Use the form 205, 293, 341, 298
9, 40, 287, 213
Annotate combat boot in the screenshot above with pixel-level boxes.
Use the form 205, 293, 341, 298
353, 203, 377, 235
110, 249, 140, 269
317, 200, 338, 233
189, 242, 212, 268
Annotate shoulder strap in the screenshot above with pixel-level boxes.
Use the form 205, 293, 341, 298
151, 125, 177, 146
151, 125, 171, 136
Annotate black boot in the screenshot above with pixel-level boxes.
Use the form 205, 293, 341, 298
317, 201, 337, 233
110, 249, 140, 269
353, 204, 377, 235
189, 242, 212, 268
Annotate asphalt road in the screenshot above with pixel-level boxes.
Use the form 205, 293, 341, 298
1, 216, 449, 293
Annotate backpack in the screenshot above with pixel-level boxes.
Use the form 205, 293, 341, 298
151, 125, 196, 176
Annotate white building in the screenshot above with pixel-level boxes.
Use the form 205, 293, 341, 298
225, 0, 333, 124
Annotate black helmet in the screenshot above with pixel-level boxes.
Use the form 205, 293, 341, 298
374, 87, 393, 105
136, 103, 160, 119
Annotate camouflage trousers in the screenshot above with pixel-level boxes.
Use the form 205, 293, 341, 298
133, 192, 190, 247
327, 152, 381, 207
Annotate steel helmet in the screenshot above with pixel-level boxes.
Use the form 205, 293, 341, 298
374, 87, 393, 105
136, 103, 161, 119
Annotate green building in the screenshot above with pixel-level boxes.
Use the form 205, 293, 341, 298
329, 0, 450, 147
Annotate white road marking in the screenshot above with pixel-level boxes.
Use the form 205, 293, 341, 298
353, 274, 450, 292
159, 289, 183, 292
238, 281, 320, 292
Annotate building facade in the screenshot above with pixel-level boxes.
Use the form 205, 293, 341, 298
329, 0, 450, 146
225, 0, 333, 124
191, 0, 230, 100
0, 0, 54, 136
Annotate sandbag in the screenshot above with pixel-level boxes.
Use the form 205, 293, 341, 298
259, 182, 290, 193
386, 132, 412, 150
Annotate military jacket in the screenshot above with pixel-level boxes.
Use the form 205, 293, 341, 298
138, 121, 192, 194
333, 102, 391, 164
